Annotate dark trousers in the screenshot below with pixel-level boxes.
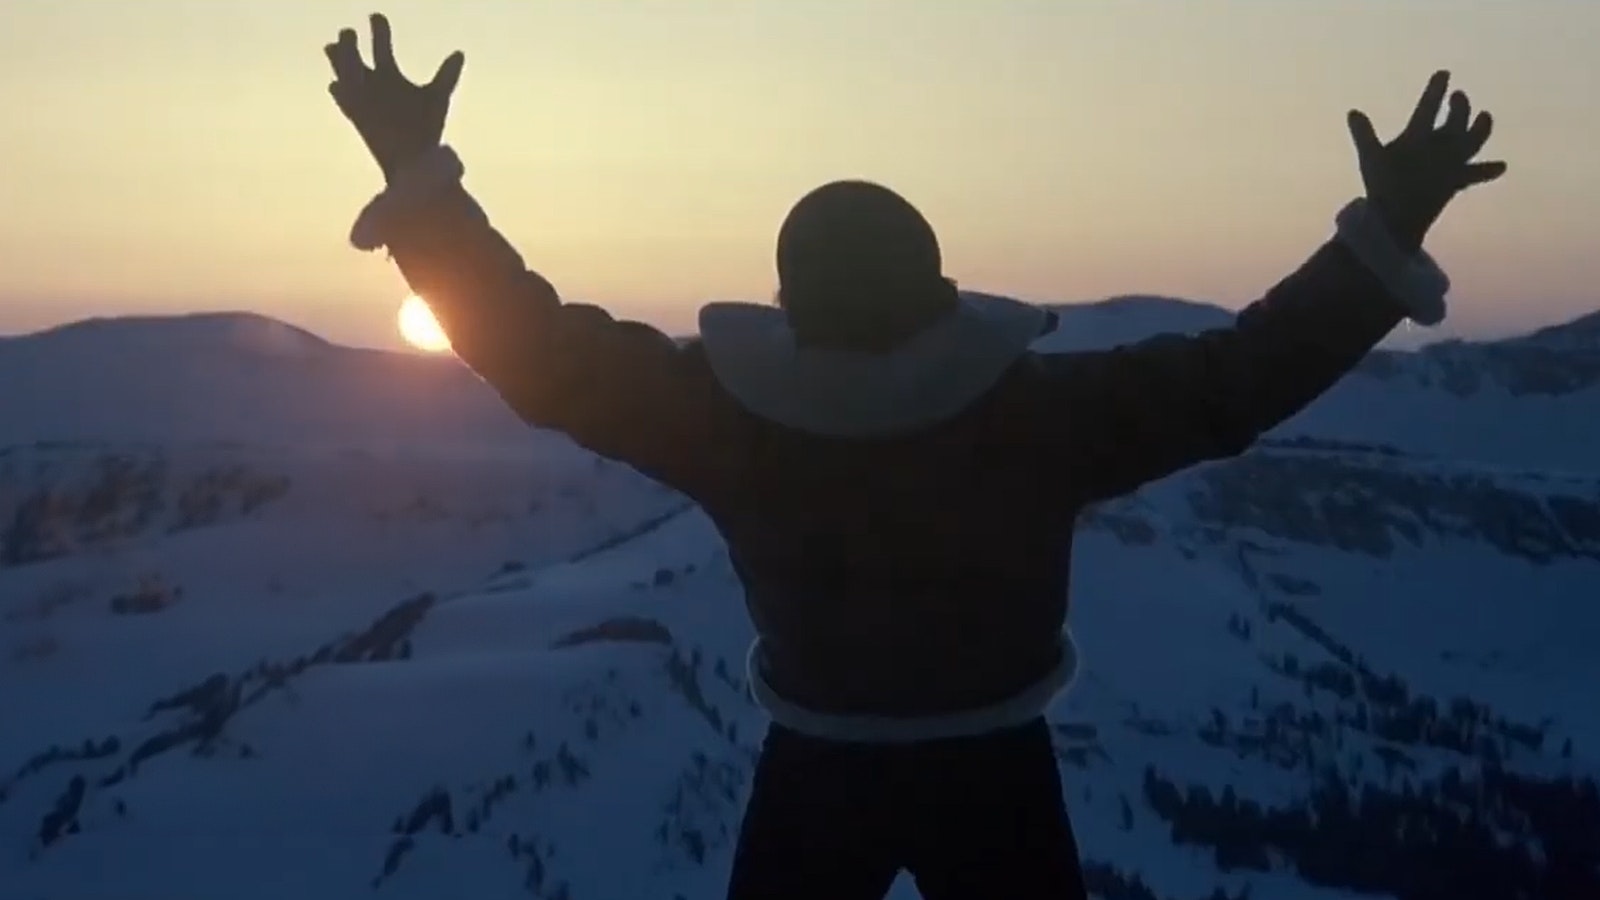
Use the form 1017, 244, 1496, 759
726, 717, 1088, 899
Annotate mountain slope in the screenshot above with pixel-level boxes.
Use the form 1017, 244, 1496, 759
2, 300, 1599, 899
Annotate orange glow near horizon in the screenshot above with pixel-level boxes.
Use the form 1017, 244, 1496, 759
0, 3, 1594, 347
397, 296, 453, 353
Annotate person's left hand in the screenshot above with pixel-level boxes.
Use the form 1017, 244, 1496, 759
324, 13, 465, 182
1346, 71, 1507, 254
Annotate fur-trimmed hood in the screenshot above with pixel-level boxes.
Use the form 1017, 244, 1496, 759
698, 293, 1052, 438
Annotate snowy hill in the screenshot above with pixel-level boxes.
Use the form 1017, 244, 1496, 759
0, 312, 527, 448
3, 298, 1599, 900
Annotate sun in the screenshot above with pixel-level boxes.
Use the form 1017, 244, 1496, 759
397, 295, 452, 353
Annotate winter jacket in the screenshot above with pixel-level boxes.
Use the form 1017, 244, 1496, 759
351, 145, 1450, 743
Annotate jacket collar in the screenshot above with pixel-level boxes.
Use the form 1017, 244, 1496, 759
699, 293, 1049, 438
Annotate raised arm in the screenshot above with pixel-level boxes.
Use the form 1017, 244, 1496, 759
1045, 71, 1505, 503
324, 15, 722, 492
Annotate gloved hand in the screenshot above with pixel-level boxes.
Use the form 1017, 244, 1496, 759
1347, 70, 1506, 254
324, 13, 465, 183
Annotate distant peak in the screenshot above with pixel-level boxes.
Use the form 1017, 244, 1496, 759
16, 311, 333, 357
1069, 294, 1221, 313
1030, 293, 1235, 352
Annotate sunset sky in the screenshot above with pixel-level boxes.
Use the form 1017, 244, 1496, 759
0, 1, 1594, 350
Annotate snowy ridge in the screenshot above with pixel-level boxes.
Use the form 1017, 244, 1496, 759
2, 299, 1599, 899
0, 312, 525, 448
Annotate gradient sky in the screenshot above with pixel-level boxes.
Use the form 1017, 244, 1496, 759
0, 1, 1594, 350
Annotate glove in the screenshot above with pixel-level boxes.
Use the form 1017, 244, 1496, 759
324, 13, 465, 183
1347, 70, 1507, 254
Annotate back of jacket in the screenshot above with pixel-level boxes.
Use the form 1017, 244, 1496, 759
699, 360, 1078, 718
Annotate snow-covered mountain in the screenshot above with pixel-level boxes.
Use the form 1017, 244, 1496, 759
0, 313, 527, 448
3, 298, 1598, 900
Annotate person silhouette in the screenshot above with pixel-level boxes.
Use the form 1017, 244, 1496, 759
324, 14, 1504, 899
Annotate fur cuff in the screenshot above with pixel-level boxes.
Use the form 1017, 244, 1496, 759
349, 145, 467, 252
1334, 197, 1449, 326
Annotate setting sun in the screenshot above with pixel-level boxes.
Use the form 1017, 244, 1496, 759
397, 295, 452, 353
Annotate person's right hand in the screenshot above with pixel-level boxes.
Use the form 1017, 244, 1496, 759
1346, 70, 1506, 254
324, 13, 465, 182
